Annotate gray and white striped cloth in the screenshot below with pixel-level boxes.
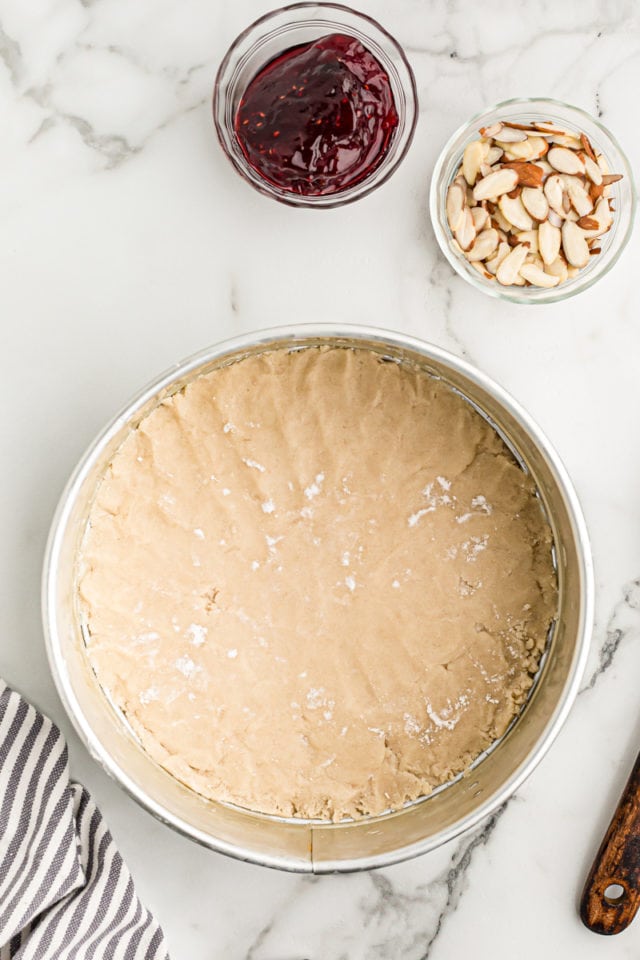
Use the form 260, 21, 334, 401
0, 680, 169, 959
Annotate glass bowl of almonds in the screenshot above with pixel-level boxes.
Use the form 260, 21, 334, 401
430, 98, 636, 303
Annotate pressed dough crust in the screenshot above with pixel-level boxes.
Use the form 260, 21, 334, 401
79, 346, 557, 820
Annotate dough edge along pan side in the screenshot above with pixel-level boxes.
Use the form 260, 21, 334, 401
42, 323, 594, 873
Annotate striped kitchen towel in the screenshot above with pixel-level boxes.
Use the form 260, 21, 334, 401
0, 680, 169, 959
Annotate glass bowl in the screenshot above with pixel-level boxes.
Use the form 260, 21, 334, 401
429, 98, 636, 304
213, 3, 418, 209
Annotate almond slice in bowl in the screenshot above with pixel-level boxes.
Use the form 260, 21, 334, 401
565, 179, 594, 218
543, 175, 567, 219
491, 126, 528, 143
561, 221, 590, 268
472, 168, 519, 201
496, 243, 528, 285
519, 262, 560, 287
446, 181, 466, 233
462, 140, 488, 186
538, 220, 562, 265
521, 187, 549, 222
454, 207, 476, 251
465, 228, 500, 262
547, 146, 585, 175
498, 194, 533, 232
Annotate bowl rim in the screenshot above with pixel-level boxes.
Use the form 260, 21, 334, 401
212, 2, 419, 209
42, 323, 594, 871
429, 96, 637, 305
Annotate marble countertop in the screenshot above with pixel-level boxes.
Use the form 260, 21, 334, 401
2, 0, 640, 956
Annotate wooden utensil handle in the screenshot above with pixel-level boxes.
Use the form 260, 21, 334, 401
581, 750, 640, 934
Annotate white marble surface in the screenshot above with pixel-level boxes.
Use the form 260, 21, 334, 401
2, 0, 640, 955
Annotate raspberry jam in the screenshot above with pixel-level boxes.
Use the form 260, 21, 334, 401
234, 33, 399, 197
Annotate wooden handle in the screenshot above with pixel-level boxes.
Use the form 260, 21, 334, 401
581, 750, 640, 934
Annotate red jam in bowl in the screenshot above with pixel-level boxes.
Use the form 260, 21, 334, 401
234, 33, 399, 197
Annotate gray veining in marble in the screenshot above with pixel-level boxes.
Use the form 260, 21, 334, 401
583, 577, 640, 692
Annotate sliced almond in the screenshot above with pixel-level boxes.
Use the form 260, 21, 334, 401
526, 136, 549, 160
466, 228, 500, 262
534, 121, 568, 135
560, 173, 587, 190
588, 195, 613, 236
463, 139, 488, 186
545, 256, 569, 283
547, 209, 563, 228
479, 162, 494, 178
496, 243, 528, 285
491, 208, 512, 233
577, 215, 599, 230
472, 167, 518, 201
583, 155, 603, 186
446, 181, 466, 233
567, 265, 580, 278
549, 134, 583, 151
565, 178, 593, 217
547, 146, 585, 175
471, 206, 490, 233
501, 161, 544, 188
519, 263, 560, 287
561, 220, 589, 268
485, 146, 504, 165
479, 122, 503, 139
588, 180, 605, 202
516, 230, 539, 254
502, 121, 539, 132
484, 241, 511, 275
492, 127, 528, 143
501, 139, 535, 161
601, 173, 623, 186
544, 174, 566, 218
580, 132, 597, 163
470, 261, 495, 280
498, 194, 533, 231
538, 220, 561, 265
597, 154, 610, 176
521, 186, 548, 221
596, 195, 613, 232
454, 206, 476, 251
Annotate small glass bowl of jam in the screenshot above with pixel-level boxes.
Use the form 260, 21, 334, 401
213, 3, 418, 208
